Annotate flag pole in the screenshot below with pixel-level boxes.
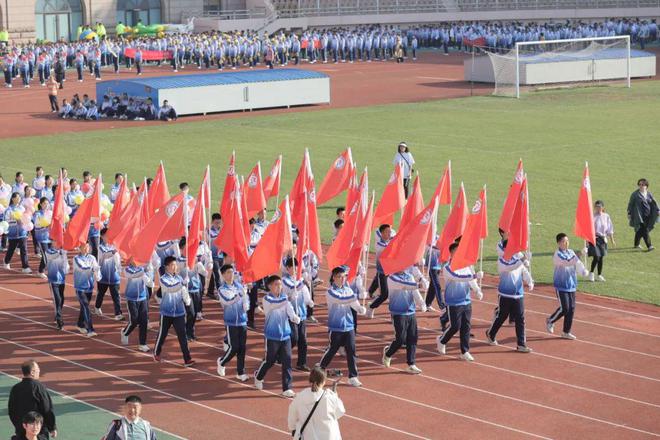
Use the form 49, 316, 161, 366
275, 154, 282, 209
525, 173, 532, 277
425, 196, 439, 295
361, 190, 375, 308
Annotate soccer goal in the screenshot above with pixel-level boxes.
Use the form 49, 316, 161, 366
486, 36, 631, 98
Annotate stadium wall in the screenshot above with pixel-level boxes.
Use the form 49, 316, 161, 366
195, 8, 660, 33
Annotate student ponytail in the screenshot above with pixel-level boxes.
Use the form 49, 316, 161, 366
309, 367, 326, 392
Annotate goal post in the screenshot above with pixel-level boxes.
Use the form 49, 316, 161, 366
486, 35, 632, 98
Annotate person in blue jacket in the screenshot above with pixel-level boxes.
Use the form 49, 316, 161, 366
121, 258, 153, 352
73, 243, 101, 337
33, 197, 51, 278
2, 192, 31, 273
216, 264, 250, 381
95, 228, 123, 320
44, 246, 69, 330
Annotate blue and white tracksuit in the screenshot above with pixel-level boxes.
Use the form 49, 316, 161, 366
154, 272, 192, 363
439, 263, 481, 354
73, 253, 100, 333
45, 248, 69, 323
548, 248, 588, 334
283, 274, 314, 367
385, 268, 426, 365
217, 280, 249, 374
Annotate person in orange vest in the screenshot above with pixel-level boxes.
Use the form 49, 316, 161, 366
47, 76, 59, 113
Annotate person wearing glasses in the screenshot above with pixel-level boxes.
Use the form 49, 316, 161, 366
627, 178, 657, 251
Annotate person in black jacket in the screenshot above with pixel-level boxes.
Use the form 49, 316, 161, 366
8, 360, 57, 439
53, 57, 64, 90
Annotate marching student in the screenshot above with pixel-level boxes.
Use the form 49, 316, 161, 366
485, 231, 534, 353
176, 237, 207, 342
254, 275, 301, 397
95, 228, 124, 320
121, 258, 153, 352
154, 239, 180, 303
44, 245, 69, 330
588, 200, 615, 282
318, 266, 366, 387
216, 264, 250, 381
73, 243, 101, 337
301, 249, 321, 324
153, 256, 195, 366
436, 243, 483, 361
283, 257, 314, 372
546, 233, 590, 340
366, 224, 393, 318
33, 197, 51, 278
206, 213, 223, 298
382, 265, 427, 374
2, 192, 31, 273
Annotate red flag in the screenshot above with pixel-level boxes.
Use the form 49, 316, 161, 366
316, 148, 354, 206
243, 197, 293, 283
295, 188, 311, 279
345, 192, 374, 283
451, 187, 488, 270
186, 169, 210, 268
437, 183, 468, 262
63, 174, 102, 250
113, 181, 148, 259
130, 192, 187, 265
372, 163, 405, 228
344, 166, 359, 211
380, 197, 439, 275
263, 155, 281, 201
245, 162, 267, 219
431, 161, 452, 206
290, 150, 322, 260
49, 170, 66, 248
575, 162, 596, 246
105, 175, 129, 243
148, 162, 170, 217
240, 176, 251, 241
215, 180, 250, 271
399, 174, 424, 230
503, 178, 529, 260
499, 159, 524, 232
220, 152, 237, 220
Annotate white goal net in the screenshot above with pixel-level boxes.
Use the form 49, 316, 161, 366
486, 36, 631, 98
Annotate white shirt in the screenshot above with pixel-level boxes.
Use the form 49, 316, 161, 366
594, 212, 614, 238
288, 388, 345, 440
393, 151, 415, 178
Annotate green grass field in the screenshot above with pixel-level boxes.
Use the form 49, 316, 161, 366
0, 372, 182, 439
1, 81, 659, 304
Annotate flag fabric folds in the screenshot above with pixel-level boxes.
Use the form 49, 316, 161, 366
498, 159, 524, 233
316, 148, 354, 206
372, 163, 405, 228
451, 187, 488, 271
263, 155, 282, 201
49, 169, 66, 248
574, 162, 596, 246
437, 183, 469, 262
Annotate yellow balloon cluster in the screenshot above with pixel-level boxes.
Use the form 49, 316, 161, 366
36, 217, 51, 228
101, 209, 110, 222
74, 194, 85, 205
12, 210, 23, 220
0, 198, 8, 208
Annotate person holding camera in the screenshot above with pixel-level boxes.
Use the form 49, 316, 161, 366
393, 142, 415, 199
288, 367, 345, 440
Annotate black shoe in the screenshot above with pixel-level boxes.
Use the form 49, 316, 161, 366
296, 365, 311, 372
469, 333, 475, 338
56, 320, 63, 330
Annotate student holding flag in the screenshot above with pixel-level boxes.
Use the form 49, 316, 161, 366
366, 224, 394, 318
95, 228, 124, 320
283, 257, 314, 372
44, 245, 69, 330
216, 264, 250, 381
73, 243, 101, 337
121, 258, 153, 352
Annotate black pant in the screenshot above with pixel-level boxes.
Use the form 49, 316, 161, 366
590, 256, 603, 275
49, 283, 65, 323
76, 290, 94, 332
218, 325, 247, 374
247, 279, 264, 326
88, 235, 100, 259
289, 320, 307, 367
256, 338, 292, 391
319, 330, 358, 378
487, 296, 526, 347
95, 283, 122, 316
426, 269, 441, 307
4, 237, 29, 268
48, 95, 59, 111
403, 178, 411, 199
185, 291, 201, 339
549, 291, 576, 334
369, 273, 389, 309
385, 314, 418, 365
440, 304, 472, 354
206, 259, 222, 296
634, 224, 652, 248
37, 241, 50, 273
154, 315, 192, 363
122, 299, 149, 345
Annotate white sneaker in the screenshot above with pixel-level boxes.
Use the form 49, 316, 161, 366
236, 374, 249, 382
196, 312, 203, 321
382, 346, 391, 367
348, 377, 362, 387
22, 268, 32, 274
436, 336, 446, 354
39, 273, 48, 279
427, 305, 437, 312
120, 330, 129, 345
77, 327, 87, 334
114, 314, 124, 321
485, 331, 498, 346
546, 319, 554, 334
588, 272, 595, 282
281, 389, 296, 398
223, 342, 229, 352
86, 331, 98, 338
95, 307, 103, 316
3, 264, 10, 270
217, 363, 226, 377
406, 364, 422, 374
460, 352, 474, 362
561, 332, 577, 340
138, 345, 150, 352
597, 275, 606, 282
366, 307, 375, 319
516, 345, 532, 353
254, 376, 264, 390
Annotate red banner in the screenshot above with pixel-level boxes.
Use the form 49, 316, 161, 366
464, 36, 486, 47
124, 48, 173, 60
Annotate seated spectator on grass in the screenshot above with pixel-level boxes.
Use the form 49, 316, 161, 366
158, 100, 177, 121
101, 395, 157, 440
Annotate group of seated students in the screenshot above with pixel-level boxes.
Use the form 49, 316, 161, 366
59, 92, 178, 121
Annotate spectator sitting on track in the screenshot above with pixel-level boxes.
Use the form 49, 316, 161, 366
58, 99, 72, 119
99, 95, 115, 118
86, 100, 100, 121
101, 395, 157, 440
158, 100, 178, 121
8, 360, 57, 440
288, 367, 345, 440
140, 98, 157, 121
18, 411, 45, 440
73, 101, 87, 119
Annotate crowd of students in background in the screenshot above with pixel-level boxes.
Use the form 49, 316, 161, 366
54, 92, 178, 121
